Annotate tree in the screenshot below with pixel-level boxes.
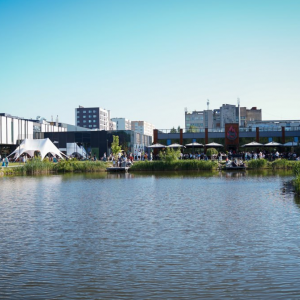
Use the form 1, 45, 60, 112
159, 148, 181, 162
187, 125, 198, 133
206, 148, 218, 157
170, 127, 177, 133
177, 126, 181, 133
111, 135, 122, 161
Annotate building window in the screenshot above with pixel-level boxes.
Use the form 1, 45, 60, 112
83, 120, 86, 123
93, 115, 97, 118
93, 110, 96, 113
93, 125, 97, 127
83, 116, 86, 118
89, 115, 92, 118
89, 120, 91, 123
89, 110, 92, 113
83, 110, 86, 113
93, 120, 96, 123
89, 125, 92, 128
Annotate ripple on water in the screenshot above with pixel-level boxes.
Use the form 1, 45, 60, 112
0, 172, 300, 299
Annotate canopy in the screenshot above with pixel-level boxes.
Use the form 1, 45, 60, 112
67, 143, 87, 157
284, 142, 298, 147
8, 138, 67, 161
264, 141, 282, 147
205, 142, 223, 147
147, 143, 166, 148
241, 141, 263, 147
166, 143, 185, 148
185, 142, 203, 147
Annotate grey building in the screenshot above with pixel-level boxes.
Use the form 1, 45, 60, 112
185, 110, 213, 131
75, 106, 111, 130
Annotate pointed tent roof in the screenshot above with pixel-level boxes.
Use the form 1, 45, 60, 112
8, 138, 67, 160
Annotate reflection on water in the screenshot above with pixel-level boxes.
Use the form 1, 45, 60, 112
1, 171, 300, 299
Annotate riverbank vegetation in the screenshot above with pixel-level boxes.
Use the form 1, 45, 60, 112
130, 160, 217, 171
246, 159, 297, 170
0, 158, 109, 176
293, 162, 300, 195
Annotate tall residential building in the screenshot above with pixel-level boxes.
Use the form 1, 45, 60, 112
111, 118, 131, 130
75, 106, 110, 130
131, 121, 155, 139
188, 104, 262, 129
185, 110, 213, 130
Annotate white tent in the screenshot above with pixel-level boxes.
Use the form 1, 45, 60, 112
8, 138, 67, 161
66, 143, 87, 158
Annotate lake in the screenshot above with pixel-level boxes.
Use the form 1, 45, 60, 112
1, 171, 300, 299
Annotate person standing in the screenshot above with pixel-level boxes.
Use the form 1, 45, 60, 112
4, 156, 9, 167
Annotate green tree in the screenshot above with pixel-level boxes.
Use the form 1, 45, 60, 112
187, 125, 198, 133
111, 135, 122, 161
170, 127, 177, 133
177, 126, 181, 133
206, 148, 218, 157
159, 148, 181, 162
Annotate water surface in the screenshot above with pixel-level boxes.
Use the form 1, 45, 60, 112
1, 171, 300, 299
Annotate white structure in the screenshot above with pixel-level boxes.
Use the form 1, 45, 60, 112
109, 120, 116, 131
131, 121, 155, 139
66, 143, 87, 158
111, 118, 131, 130
0, 113, 66, 145
8, 138, 66, 160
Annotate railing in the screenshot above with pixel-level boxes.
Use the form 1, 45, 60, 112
157, 126, 300, 134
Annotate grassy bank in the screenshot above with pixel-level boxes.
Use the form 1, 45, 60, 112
0, 158, 110, 176
130, 160, 218, 171
246, 159, 297, 170
293, 162, 300, 195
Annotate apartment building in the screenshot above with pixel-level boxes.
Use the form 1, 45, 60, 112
75, 106, 111, 130
131, 121, 155, 139
111, 118, 131, 130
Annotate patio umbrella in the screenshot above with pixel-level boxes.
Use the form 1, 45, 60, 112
241, 141, 263, 147
185, 142, 203, 155
205, 142, 223, 147
284, 142, 298, 147
185, 142, 204, 147
264, 141, 282, 147
166, 143, 185, 148
147, 143, 166, 148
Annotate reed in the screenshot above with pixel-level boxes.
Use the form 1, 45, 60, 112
247, 159, 268, 169
271, 159, 294, 170
55, 160, 107, 173
130, 160, 217, 171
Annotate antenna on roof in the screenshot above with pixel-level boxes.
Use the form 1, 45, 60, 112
207, 99, 210, 110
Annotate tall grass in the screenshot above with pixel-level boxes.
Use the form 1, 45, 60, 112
55, 160, 107, 173
293, 162, 300, 195
0, 158, 109, 176
272, 159, 294, 170
247, 159, 268, 169
130, 160, 217, 171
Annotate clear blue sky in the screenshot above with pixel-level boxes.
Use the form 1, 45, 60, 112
1, 0, 299, 128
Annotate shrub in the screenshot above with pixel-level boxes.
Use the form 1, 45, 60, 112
206, 148, 218, 157
159, 148, 181, 163
294, 175, 300, 195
